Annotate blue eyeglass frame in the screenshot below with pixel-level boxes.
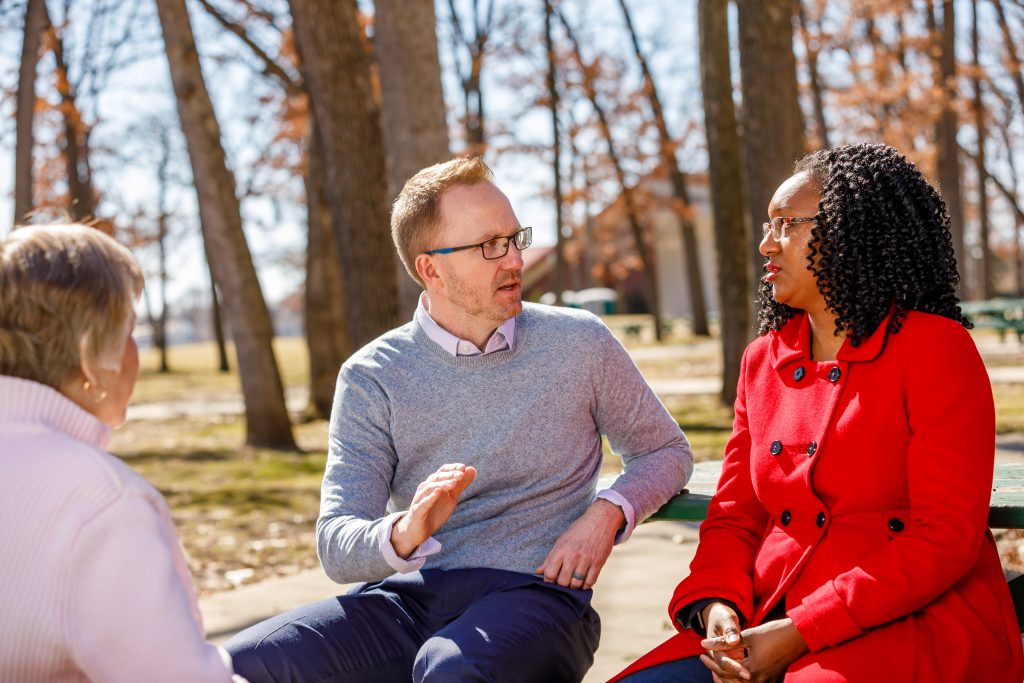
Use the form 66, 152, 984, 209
423, 227, 532, 259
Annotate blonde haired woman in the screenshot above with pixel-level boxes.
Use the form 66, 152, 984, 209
0, 225, 244, 682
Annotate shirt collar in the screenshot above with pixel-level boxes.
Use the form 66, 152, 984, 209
769, 308, 894, 368
415, 293, 516, 357
0, 375, 112, 450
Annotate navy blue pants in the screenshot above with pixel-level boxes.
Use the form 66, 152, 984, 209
225, 568, 601, 682
615, 656, 712, 683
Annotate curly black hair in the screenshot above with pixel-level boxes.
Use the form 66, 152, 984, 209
755, 142, 970, 345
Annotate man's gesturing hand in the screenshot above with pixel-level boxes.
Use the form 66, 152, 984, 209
391, 463, 477, 558
536, 498, 624, 589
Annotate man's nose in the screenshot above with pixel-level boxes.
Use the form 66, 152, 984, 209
503, 242, 525, 268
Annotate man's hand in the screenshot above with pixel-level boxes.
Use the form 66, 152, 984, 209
700, 602, 750, 681
535, 498, 624, 589
391, 463, 476, 558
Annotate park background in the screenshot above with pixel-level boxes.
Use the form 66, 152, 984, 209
3, 0, 1024, 678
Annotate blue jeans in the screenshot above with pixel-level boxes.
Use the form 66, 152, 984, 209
616, 656, 712, 683
225, 567, 600, 682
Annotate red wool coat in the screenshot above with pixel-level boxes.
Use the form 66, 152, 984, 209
613, 311, 1024, 682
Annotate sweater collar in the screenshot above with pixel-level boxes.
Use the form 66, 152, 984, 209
770, 309, 894, 368
0, 375, 112, 449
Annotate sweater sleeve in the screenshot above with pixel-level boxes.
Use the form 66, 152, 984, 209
594, 322, 693, 524
788, 324, 995, 651
316, 365, 404, 583
68, 491, 236, 683
668, 347, 768, 626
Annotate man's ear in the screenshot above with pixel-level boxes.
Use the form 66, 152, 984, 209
416, 254, 443, 290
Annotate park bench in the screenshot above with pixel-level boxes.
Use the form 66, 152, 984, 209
961, 298, 1024, 343
611, 460, 1024, 632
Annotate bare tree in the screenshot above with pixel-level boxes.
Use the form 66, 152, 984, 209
737, 0, 806, 289
796, 0, 830, 148
971, 0, 993, 298
288, 0, 400, 348
14, 0, 49, 226
617, 0, 709, 335
544, 0, 567, 304
700, 0, 751, 406
556, 8, 664, 340
375, 0, 451, 317
444, 0, 495, 155
195, 0, 352, 417
157, 0, 296, 449
928, 0, 967, 289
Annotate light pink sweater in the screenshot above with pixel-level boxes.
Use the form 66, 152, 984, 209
0, 376, 237, 682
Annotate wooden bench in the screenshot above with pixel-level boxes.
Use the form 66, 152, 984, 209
616, 460, 1024, 631
961, 299, 1024, 343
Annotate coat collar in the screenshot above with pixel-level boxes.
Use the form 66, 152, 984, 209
769, 309, 894, 369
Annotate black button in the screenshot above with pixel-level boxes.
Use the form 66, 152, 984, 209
807, 441, 817, 456
816, 511, 826, 528
770, 440, 783, 455
780, 510, 792, 526
793, 366, 805, 381
828, 367, 842, 382
888, 518, 905, 533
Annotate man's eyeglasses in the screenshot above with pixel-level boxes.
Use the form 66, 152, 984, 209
762, 216, 816, 241
424, 226, 533, 260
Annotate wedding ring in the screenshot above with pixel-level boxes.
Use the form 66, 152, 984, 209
571, 572, 586, 581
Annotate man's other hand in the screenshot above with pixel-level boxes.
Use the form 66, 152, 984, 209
391, 463, 477, 558
536, 498, 624, 589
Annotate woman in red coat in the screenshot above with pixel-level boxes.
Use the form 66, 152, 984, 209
612, 143, 1024, 683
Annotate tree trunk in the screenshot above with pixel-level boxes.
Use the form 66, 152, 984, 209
557, 9, 664, 340
971, 0, 992, 298
14, 0, 48, 226
617, 0, 709, 335
156, 0, 295, 448
700, 0, 751, 407
737, 0, 806, 292
375, 0, 451, 319
289, 0, 400, 349
156, 128, 172, 374
50, 17, 98, 222
208, 260, 230, 373
929, 0, 967, 291
445, 0, 492, 156
796, 0, 830, 149
544, 0, 567, 305
303, 123, 351, 419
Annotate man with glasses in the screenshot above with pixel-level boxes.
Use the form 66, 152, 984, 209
226, 156, 692, 683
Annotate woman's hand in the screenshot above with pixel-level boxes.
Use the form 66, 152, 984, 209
699, 602, 751, 680
742, 618, 810, 683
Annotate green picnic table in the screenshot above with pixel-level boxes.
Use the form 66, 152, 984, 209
960, 298, 1024, 343
613, 460, 1024, 630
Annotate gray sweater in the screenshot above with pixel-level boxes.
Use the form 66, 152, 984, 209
316, 303, 692, 583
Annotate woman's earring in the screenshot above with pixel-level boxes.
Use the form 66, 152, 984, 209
83, 380, 108, 403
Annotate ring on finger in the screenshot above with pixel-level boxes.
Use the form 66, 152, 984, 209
571, 571, 586, 581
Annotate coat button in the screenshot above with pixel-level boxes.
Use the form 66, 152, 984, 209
780, 510, 791, 526
828, 367, 842, 382
816, 511, 826, 527
770, 440, 783, 455
806, 441, 817, 456
888, 517, 905, 533
793, 366, 805, 381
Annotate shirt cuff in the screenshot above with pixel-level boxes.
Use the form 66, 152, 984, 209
596, 488, 636, 544
378, 511, 442, 573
